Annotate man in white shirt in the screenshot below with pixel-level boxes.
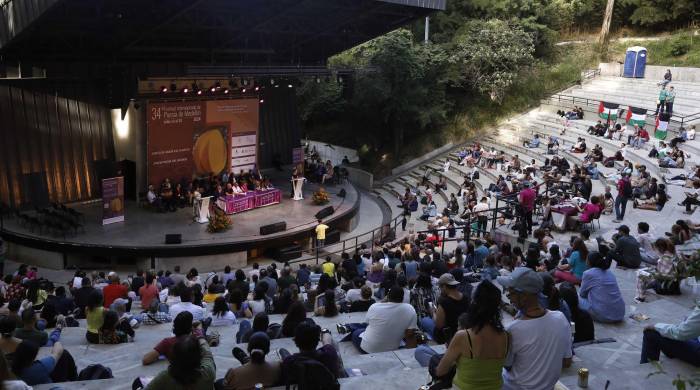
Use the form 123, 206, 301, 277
345, 278, 365, 303
472, 197, 490, 238
338, 287, 417, 354
580, 229, 598, 254
169, 286, 206, 322
497, 267, 572, 390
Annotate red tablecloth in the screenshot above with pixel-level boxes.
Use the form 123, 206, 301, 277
216, 189, 281, 215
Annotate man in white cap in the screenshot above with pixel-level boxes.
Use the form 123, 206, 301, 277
497, 267, 572, 390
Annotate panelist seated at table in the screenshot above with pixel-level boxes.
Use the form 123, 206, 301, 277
225, 183, 235, 196
160, 178, 176, 212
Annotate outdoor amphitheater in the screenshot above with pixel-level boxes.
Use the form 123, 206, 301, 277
1, 1, 700, 389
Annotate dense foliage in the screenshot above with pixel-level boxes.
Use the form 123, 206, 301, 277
298, 0, 699, 170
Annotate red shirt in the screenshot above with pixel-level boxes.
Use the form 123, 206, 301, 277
154, 336, 178, 360
519, 188, 536, 212
639, 129, 649, 140
103, 283, 128, 308
139, 284, 159, 309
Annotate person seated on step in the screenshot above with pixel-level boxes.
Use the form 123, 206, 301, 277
321, 160, 334, 185
634, 183, 668, 211
546, 135, 559, 155
14, 308, 62, 348
634, 238, 680, 303
632, 127, 650, 149
640, 302, 700, 367
586, 144, 604, 162
570, 137, 587, 153
221, 332, 281, 389
457, 148, 468, 165
609, 224, 642, 269
660, 147, 685, 168
419, 200, 438, 221
523, 134, 540, 149
142, 312, 193, 365
657, 68, 672, 87
679, 180, 700, 214
280, 321, 345, 388
337, 286, 418, 354
143, 333, 215, 389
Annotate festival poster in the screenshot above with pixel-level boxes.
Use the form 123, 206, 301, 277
206, 100, 259, 174
147, 101, 206, 186
102, 177, 124, 225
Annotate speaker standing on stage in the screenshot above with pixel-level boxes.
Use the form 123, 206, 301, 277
315, 219, 329, 248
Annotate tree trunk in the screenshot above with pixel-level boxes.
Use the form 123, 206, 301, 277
598, 0, 615, 57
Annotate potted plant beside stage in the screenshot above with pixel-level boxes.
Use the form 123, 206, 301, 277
207, 208, 232, 233
312, 187, 330, 205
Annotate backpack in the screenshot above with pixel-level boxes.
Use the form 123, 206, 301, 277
78, 364, 113, 380
285, 355, 340, 390
622, 180, 633, 198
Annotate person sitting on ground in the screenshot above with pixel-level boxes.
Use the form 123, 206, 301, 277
99, 310, 128, 344
634, 184, 668, 211
658, 68, 672, 87
523, 134, 540, 149
280, 321, 344, 388
570, 138, 587, 153
281, 302, 312, 338
207, 296, 236, 327
222, 331, 281, 389
0, 315, 22, 363
414, 281, 508, 390
579, 251, 625, 323
337, 286, 418, 354
559, 282, 595, 343
145, 333, 215, 389
142, 312, 193, 365
102, 272, 128, 309
419, 273, 470, 344
236, 313, 279, 344
0, 349, 30, 390
640, 302, 700, 366
610, 224, 642, 268
347, 285, 376, 313
497, 268, 572, 389
313, 290, 339, 318
553, 238, 588, 284
141, 300, 173, 325
14, 308, 61, 347
85, 290, 104, 344
170, 286, 206, 322
11, 341, 69, 386
635, 238, 680, 303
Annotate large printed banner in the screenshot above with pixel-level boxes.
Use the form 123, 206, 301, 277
147, 99, 259, 186
102, 177, 125, 225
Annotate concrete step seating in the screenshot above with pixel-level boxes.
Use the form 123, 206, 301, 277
565, 88, 700, 117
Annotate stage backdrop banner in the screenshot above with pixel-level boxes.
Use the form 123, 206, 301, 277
147, 99, 259, 185
102, 177, 125, 225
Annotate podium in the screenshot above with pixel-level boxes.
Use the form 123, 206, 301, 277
193, 196, 212, 224
291, 177, 306, 201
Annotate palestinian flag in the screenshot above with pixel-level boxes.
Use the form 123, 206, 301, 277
598, 101, 619, 121
655, 112, 670, 140
625, 106, 647, 127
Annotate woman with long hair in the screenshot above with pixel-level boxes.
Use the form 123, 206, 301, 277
208, 296, 236, 327
554, 238, 589, 284
282, 301, 309, 338
559, 283, 595, 343
247, 282, 269, 317
273, 288, 294, 315
227, 289, 252, 319
100, 310, 128, 344
411, 273, 436, 320
85, 289, 104, 344
23, 280, 47, 311
414, 281, 509, 389
314, 290, 338, 317
635, 238, 679, 303
0, 350, 30, 390
146, 334, 215, 389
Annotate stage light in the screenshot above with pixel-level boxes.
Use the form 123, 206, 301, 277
241, 88, 246, 93
259, 99, 264, 103
182, 87, 189, 93
197, 89, 203, 95
287, 84, 293, 88
160, 86, 168, 93
254, 86, 260, 92
210, 86, 216, 93
224, 88, 230, 94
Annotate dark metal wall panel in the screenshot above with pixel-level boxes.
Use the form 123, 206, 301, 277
258, 87, 301, 169
0, 79, 115, 208
0, 0, 61, 49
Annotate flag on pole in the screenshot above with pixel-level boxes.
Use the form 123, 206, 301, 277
598, 102, 620, 121
625, 106, 647, 127
655, 112, 670, 140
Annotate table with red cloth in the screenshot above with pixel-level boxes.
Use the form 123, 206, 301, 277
550, 203, 578, 231
216, 189, 281, 215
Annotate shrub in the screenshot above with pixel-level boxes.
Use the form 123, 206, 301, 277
670, 36, 691, 57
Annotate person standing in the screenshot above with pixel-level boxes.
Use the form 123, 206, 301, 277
614, 173, 632, 223
518, 182, 536, 237
497, 268, 572, 389
666, 86, 676, 115
656, 86, 668, 116
315, 219, 329, 249
472, 197, 490, 238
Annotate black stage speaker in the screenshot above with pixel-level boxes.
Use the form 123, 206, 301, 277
338, 189, 346, 198
315, 206, 335, 220
165, 234, 182, 244
260, 221, 287, 235
325, 229, 341, 245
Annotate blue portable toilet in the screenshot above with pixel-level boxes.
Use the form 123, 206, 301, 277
623, 46, 647, 78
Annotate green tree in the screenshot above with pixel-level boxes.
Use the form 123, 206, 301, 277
620, 0, 699, 27
449, 19, 535, 103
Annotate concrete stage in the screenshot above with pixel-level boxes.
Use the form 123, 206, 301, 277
0, 175, 359, 271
